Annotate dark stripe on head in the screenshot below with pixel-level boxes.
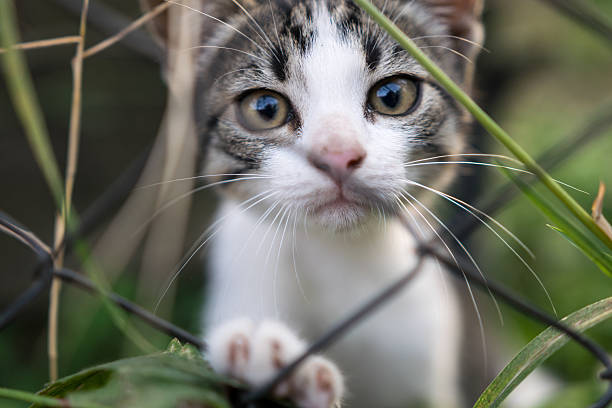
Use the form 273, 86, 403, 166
270, 44, 289, 81
363, 36, 381, 71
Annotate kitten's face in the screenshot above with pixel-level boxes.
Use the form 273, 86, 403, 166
195, 0, 483, 230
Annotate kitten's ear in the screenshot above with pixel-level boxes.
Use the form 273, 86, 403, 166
424, 0, 484, 57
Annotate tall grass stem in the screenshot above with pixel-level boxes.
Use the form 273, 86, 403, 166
48, 0, 90, 382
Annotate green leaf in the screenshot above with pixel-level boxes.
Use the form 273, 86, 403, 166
0, 387, 106, 408
473, 297, 612, 408
29, 339, 290, 408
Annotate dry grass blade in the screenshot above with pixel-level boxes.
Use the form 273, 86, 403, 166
0, 36, 81, 54
48, 0, 90, 382
82, 2, 169, 59
592, 182, 612, 240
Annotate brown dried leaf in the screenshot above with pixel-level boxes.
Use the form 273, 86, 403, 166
592, 182, 612, 240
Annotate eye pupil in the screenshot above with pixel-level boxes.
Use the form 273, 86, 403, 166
377, 83, 401, 108
255, 95, 278, 121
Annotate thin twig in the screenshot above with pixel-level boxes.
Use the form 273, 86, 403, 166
82, 2, 170, 59
0, 36, 81, 53
50, 0, 161, 61
48, 0, 90, 382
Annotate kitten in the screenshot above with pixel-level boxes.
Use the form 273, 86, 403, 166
143, 0, 485, 406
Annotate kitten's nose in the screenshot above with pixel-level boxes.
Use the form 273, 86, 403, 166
308, 145, 366, 182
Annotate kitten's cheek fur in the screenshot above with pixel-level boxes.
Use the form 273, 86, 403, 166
207, 319, 344, 408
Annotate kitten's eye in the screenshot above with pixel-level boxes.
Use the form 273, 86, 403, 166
237, 90, 290, 130
368, 76, 420, 116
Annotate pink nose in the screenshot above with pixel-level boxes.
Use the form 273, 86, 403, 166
308, 147, 366, 182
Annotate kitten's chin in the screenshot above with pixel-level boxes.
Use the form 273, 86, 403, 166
311, 199, 369, 232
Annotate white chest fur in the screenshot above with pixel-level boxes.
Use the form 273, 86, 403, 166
204, 200, 463, 407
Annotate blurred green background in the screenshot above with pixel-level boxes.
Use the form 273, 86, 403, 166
1, 0, 611, 407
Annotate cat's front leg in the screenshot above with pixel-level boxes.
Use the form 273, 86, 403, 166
207, 318, 344, 408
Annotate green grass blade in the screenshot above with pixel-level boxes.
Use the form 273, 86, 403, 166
0, 1, 64, 208
503, 169, 612, 276
473, 297, 612, 408
351, 0, 612, 251
0, 387, 108, 408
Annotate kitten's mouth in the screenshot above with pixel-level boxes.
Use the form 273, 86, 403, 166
310, 189, 371, 230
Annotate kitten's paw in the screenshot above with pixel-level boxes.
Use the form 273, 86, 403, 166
207, 319, 344, 408
291, 355, 344, 408
207, 317, 254, 381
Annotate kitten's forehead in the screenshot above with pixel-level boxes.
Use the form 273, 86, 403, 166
281, 0, 431, 83
287, 5, 368, 118
207, 0, 444, 96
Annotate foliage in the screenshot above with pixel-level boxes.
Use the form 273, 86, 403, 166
30, 339, 235, 408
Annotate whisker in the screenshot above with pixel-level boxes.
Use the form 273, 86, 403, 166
405, 161, 531, 174
303, 207, 311, 242
395, 191, 489, 367
417, 45, 473, 64
393, 192, 450, 304
405, 180, 558, 317
132, 176, 269, 237
166, 0, 272, 59
257, 203, 287, 256
404, 179, 534, 258
153, 189, 278, 313
229, 0, 279, 64
292, 210, 308, 303
403, 161, 588, 194
137, 173, 273, 190
186, 45, 266, 62
213, 67, 260, 86
412, 34, 490, 53
268, 0, 281, 45
404, 153, 520, 166
390, 0, 417, 24
375, 203, 383, 230
215, 197, 284, 318
273, 207, 293, 317
265, 205, 291, 268
401, 190, 502, 328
